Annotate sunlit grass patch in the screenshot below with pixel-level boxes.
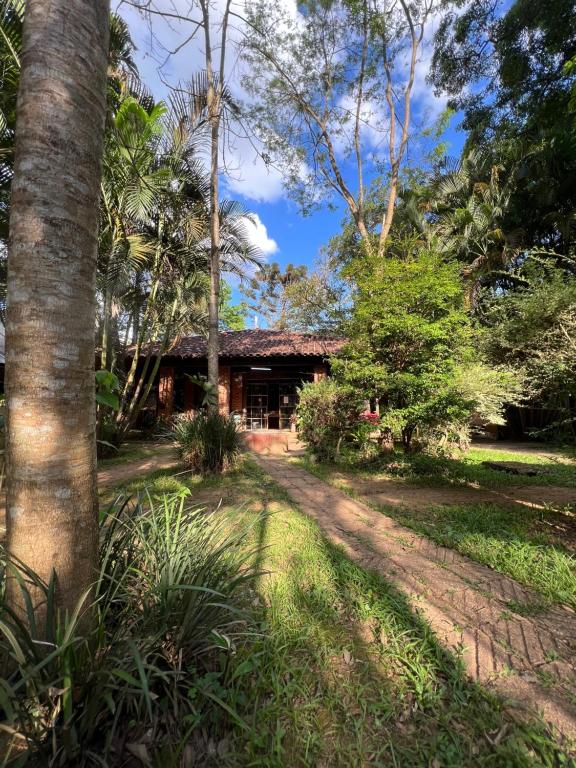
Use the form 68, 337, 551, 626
385, 502, 576, 609
296, 445, 576, 489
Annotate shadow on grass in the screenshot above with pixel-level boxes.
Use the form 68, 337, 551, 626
228, 493, 572, 767
99, 459, 574, 766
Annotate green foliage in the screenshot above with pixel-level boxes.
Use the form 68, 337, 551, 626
95, 369, 120, 410
481, 264, 576, 439
333, 244, 516, 452
239, 261, 308, 329
296, 379, 365, 461
173, 412, 242, 474
281, 254, 350, 335
0, 491, 258, 765
219, 280, 249, 330
430, 0, 576, 139
185, 373, 218, 410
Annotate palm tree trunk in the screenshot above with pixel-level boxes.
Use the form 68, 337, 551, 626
207, 112, 220, 404
101, 286, 113, 370
6, 0, 109, 618
202, 0, 231, 407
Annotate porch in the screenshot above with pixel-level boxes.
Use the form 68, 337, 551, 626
156, 356, 329, 430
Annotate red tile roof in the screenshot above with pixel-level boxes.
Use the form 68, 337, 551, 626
145, 329, 345, 359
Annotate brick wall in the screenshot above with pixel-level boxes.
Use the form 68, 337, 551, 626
218, 366, 231, 416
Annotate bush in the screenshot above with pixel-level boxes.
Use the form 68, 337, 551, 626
0, 491, 259, 765
173, 411, 242, 474
296, 379, 364, 462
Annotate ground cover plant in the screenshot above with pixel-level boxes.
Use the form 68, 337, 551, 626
303, 445, 576, 489
93, 455, 574, 765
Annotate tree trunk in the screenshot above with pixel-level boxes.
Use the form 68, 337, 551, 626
6, 0, 109, 618
202, 0, 231, 408
206, 98, 221, 406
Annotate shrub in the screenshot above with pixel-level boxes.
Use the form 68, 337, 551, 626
173, 411, 242, 474
0, 491, 259, 765
296, 379, 364, 462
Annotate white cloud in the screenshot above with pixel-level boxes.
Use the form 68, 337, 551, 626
116, 0, 298, 204
246, 213, 278, 256
222, 135, 286, 203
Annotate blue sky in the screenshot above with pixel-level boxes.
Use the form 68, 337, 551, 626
116, 1, 467, 294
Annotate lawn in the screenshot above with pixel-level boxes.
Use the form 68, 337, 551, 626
97, 439, 171, 467
294, 449, 576, 610
307, 445, 576, 489
102, 456, 573, 765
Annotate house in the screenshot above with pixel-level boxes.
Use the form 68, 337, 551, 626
137, 329, 345, 429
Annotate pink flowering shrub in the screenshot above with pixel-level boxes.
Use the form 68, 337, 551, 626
359, 410, 380, 425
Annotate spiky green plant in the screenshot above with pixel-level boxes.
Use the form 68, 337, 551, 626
173, 412, 242, 474
0, 490, 259, 765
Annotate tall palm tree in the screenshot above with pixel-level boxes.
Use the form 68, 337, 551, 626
6, 0, 109, 616
430, 150, 523, 304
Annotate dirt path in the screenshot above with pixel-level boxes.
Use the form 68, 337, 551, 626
325, 471, 576, 511
97, 443, 179, 488
255, 454, 576, 743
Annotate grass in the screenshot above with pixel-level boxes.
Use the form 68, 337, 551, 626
295, 452, 576, 609
97, 439, 172, 467
102, 457, 574, 766
311, 445, 576, 489
379, 502, 576, 609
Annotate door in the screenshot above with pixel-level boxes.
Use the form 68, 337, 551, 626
246, 382, 268, 430
278, 383, 297, 429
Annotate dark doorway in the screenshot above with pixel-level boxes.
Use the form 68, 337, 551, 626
245, 380, 298, 429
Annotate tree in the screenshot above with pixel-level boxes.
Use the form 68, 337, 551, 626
219, 280, 248, 330
198, 0, 233, 404
430, 0, 576, 141
242, 0, 439, 256
480, 258, 576, 440
240, 261, 308, 329
332, 238, 514, 450
282, 255, 349, 335
430, 0, 576, 258
6, 0, 109, 614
